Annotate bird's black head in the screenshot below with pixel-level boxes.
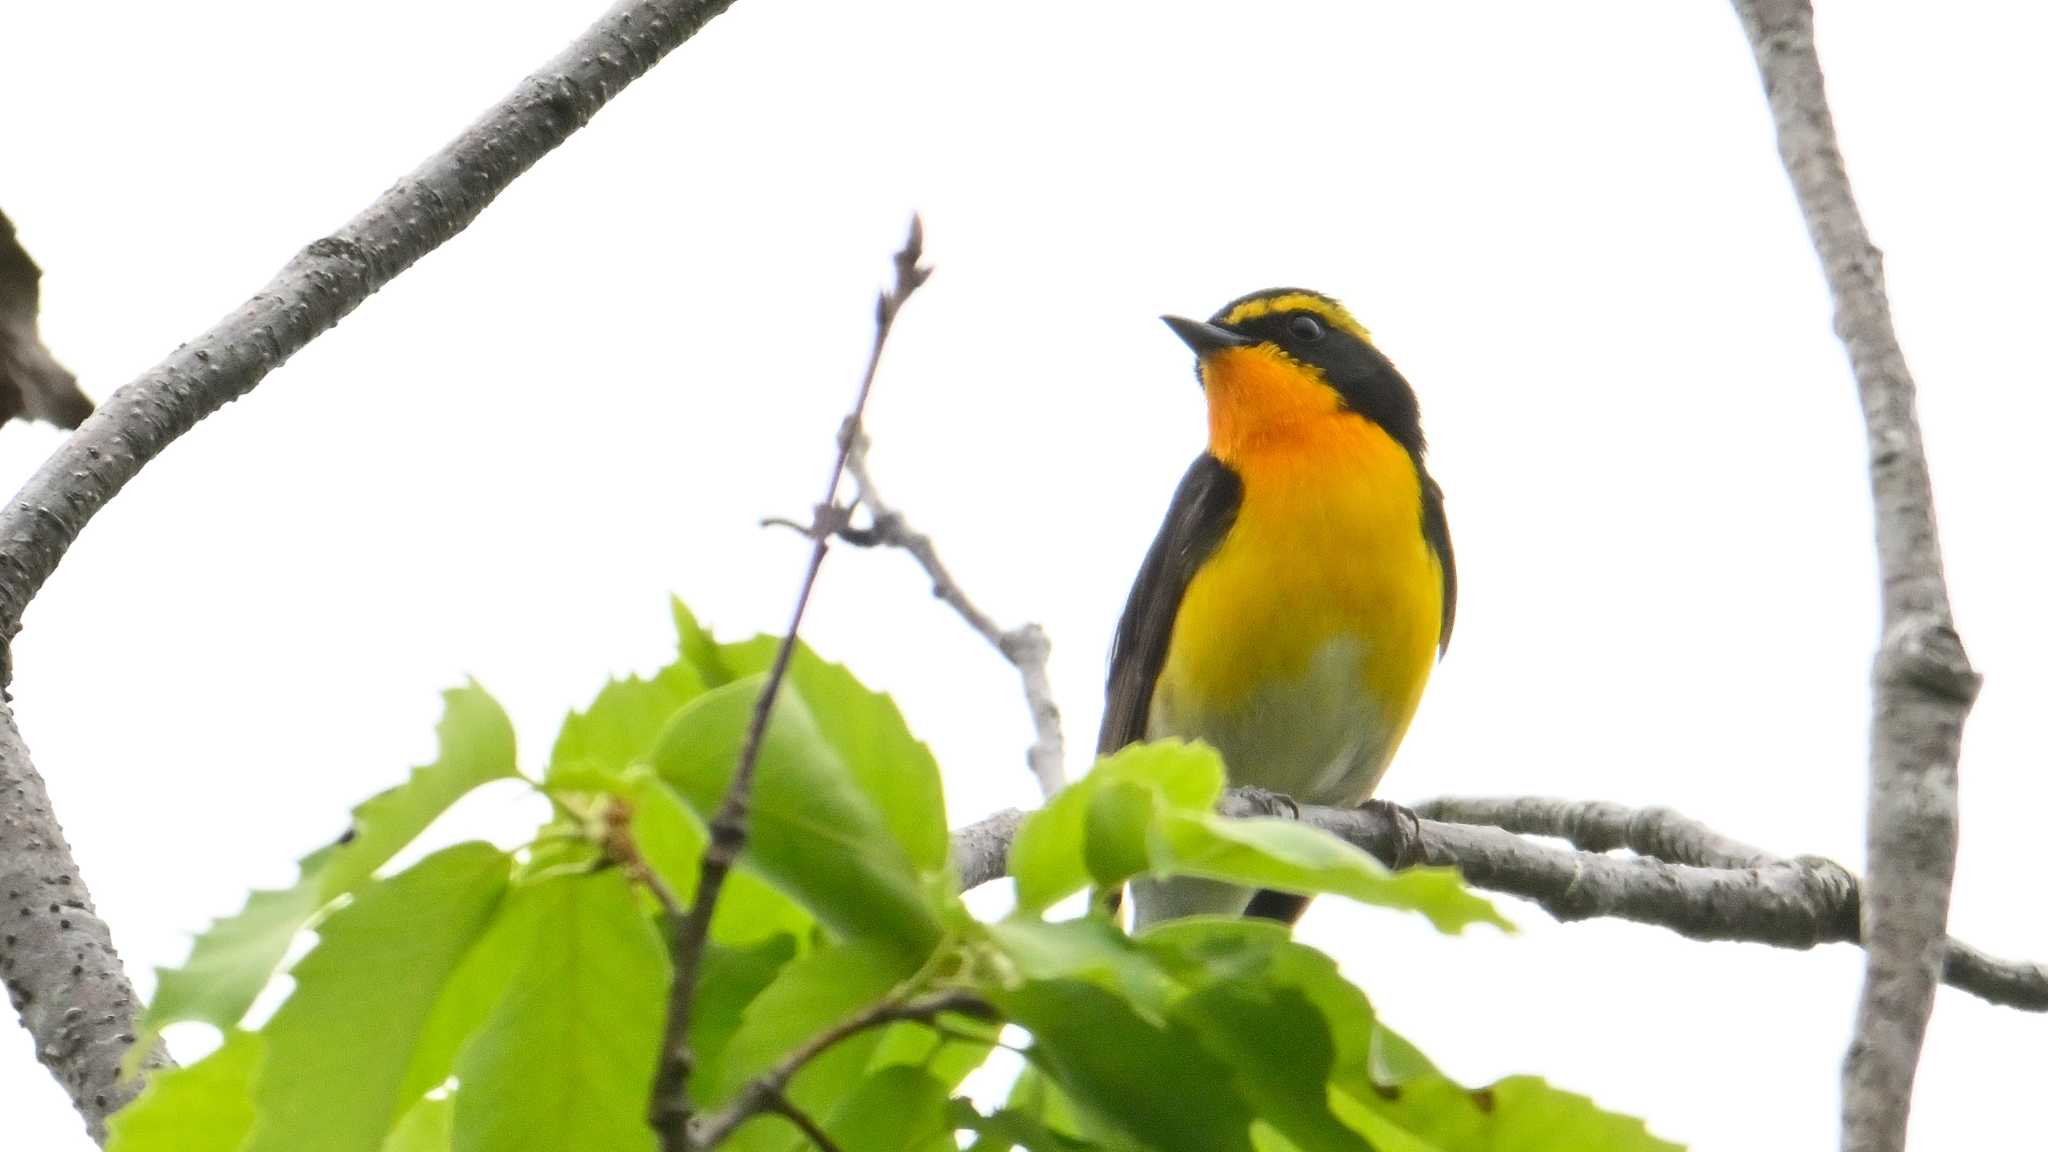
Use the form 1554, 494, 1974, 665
1162, 287, 1425, 457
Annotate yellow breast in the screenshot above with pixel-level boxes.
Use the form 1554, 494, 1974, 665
1151, 345, 1444, 803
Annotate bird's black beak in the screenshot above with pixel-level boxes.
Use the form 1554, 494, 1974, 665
1162, 315, 1255, 356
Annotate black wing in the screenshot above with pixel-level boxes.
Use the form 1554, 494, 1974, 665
1420, 465, 1456, 654
1098, 454, 1244, 755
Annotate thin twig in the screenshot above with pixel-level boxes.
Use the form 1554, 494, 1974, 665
946, 794, 2047, 1012
601, 799, 687, 919
764, 1094, 849, 1152
0, 4, 743, 1140
689, 990, 994, 1149
650, 219, 932, 1151
771, 433, 1069, 800
1730, 3, 1980, 1149
838, 434, 1067, 799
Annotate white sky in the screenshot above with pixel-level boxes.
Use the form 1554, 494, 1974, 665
4, 2, 2045, 1148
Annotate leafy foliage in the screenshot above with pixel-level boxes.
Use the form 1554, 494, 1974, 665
134, 685, 519, 1065
1009, 740, 1505, 933
451, 870, 669, 1152
113, 600, 1677, 1151
244, 843, 509, 1152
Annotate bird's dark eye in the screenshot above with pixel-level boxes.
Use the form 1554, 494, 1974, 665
1287, 314, 1327, 342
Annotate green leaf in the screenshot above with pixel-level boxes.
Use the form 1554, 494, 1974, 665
706, 935, 905, 1107
1140, 920, 1377, 1094
1175, 982, 1371, 1152
1007, 979, 1254, 1152
1153, 811, 1506, 934
1082, 782, 1155, 890
451, 870, 669, 1152
1348, 1057, 1684, 1152
626, 771, 709, 907
106, 1031, 261, 1152
1315, 1101, 1440, 1152
866, 1012, 999, 1094
818, 1066, 955, 1151
1010, 741, 1224, 912
673, 597, 737, 686
1116, 919, 1371, 1151
713, 634, 948, 873
650, 676, 941, 959
382, 1097, 453, 1152
986, 917, 1177, 1014
967, 1067, 1140, 1152
397, 873, 564, 1104
1019, 1066, 1144, 1152
689, 934, 802, 1100
141, 685, 519, 1055
1015, 739, 1503, 931
548, 659, 704, 784
954, 1099, 1115, 1152
627, 769, 817, 948
246, 843, 510, 1152
1140, 921, 1677, 1151
1367, 1023, 1440, 1087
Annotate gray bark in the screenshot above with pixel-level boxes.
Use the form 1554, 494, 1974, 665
0, 702, 166, 1142
947, 793, 2044, 1011
0, 1, 740, 1139
1729, 3, 1981, 1149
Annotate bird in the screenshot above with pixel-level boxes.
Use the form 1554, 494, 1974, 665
1100, 287, 1455, 930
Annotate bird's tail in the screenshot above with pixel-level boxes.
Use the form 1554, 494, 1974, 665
1127, 875, 1254, 932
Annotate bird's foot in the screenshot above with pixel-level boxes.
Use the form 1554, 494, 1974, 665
1233, 785, 1301, 820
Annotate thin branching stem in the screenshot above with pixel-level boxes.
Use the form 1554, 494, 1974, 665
764, 1094, 848, 1152
689, 990, 994, 1149
650, 219, 933, 1151
764, 429, 1069, 800
839, 433, 1068, 798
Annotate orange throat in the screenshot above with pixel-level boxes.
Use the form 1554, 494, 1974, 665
1201, 344, 1351, 466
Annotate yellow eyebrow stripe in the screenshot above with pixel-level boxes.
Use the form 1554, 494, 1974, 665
1220, 292, 1373, 344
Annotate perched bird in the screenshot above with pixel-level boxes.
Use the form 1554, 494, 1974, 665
1101, 288, 1455, 929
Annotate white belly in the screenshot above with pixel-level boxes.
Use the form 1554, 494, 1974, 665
1133, 636, 1399, 930
1147, 634, 1396, 807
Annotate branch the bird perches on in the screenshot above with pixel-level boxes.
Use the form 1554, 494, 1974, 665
946, 793, 2045, 1011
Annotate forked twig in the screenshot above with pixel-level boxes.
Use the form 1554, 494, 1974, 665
649, 218, 931, 1151
841, 433, 1067, 798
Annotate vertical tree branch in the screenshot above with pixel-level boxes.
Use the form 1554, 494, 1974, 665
1729, 4, 1981, 1150
0, 0, 741, 1139
649, 220, 930, 1151
0, 701, 168, 1143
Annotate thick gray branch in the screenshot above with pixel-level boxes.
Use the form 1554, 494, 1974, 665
0, 0, 739, 663
0, 701, 167, 1142
1731, 3, 1980, 1149
1416, 795, 1776, 869
947, 794, 2045, 1012
0, 1, 739, 1140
